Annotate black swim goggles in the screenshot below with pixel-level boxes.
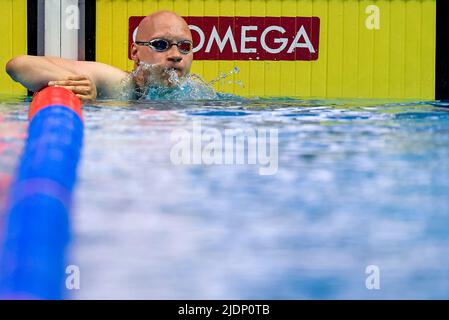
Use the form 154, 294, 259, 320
135, 38, 193, 54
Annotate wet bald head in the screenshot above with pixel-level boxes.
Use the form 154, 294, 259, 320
136, 11, 192, 42
130, 10, 194, 81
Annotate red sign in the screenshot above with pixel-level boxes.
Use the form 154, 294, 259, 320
128, 16, 320, 61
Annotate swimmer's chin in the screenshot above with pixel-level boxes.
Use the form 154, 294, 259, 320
150, 79, 178, 88
166, 81, 178, 88
166, 70, 188, 85
167, 68, 183, 77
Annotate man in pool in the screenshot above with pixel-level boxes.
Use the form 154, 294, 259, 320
5, 10, 194, 101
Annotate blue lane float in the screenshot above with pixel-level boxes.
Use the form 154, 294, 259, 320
0, 87, 83, 299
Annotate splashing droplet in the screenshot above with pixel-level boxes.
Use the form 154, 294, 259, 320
118, 63, 244, 100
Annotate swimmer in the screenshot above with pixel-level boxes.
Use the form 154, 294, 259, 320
5, 10, 194, 101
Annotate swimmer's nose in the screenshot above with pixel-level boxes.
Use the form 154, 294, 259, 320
167, 45, 182, 63
168, 56, 182, 63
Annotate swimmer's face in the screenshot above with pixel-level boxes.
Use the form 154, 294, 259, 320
131, 12, 193, 80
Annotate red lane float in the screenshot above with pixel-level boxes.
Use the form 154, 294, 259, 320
29, 87, 83, 120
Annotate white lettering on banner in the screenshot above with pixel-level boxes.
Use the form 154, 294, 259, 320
241, 26, 258, 53
129, 19, 319, 59
132, 24, 316, 54
287, 25, 315, 53
189, 25, 205, 53
205, 26, 238, 53
192, 24, 316, 54
261, 26, 288, 54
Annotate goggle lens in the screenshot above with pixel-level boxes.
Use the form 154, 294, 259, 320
141, 39, 193, 54
151, 39, 170, 51
177, 41, 193, 54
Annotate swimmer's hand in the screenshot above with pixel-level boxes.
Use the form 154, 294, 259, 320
48, 75, 97, 102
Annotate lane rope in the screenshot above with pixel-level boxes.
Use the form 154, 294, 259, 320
0, 87, 83, 299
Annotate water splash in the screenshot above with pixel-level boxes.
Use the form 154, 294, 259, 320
119, 62, 220, 101
118, 64, 246, 101
208, 67, 242, 88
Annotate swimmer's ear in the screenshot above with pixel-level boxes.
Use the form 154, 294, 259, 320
130, 43, 140, 64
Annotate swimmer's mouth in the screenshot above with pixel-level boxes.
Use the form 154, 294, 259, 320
166, 67, 182, 73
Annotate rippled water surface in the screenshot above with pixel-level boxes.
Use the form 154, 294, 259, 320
1, 96, 449, 299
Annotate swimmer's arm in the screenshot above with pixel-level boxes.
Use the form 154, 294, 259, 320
5, 55, 127, 98
44, 56, 128, 98
5, 55, 74, 92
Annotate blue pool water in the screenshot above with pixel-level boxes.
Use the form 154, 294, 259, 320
1, 96, 449, 299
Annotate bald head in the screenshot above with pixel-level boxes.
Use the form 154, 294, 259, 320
136, 11, 192, 43
130, 10, 194, 83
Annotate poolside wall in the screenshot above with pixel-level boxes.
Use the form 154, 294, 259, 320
0, 0, 27, 96
1, 1, 447, 100
96, 0, 437, 99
